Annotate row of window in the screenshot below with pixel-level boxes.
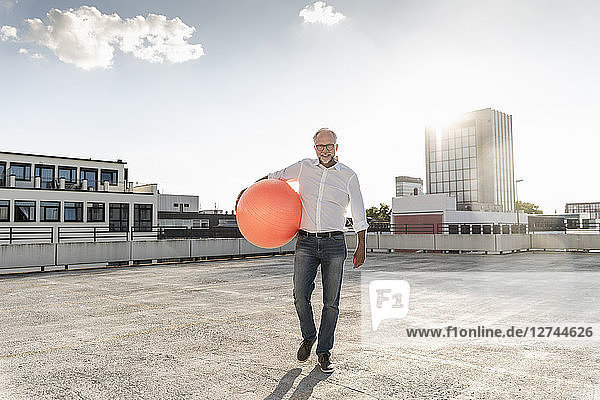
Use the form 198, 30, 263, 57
0, 161, 119, 189
566, 204, 600, 212
430, 158, 477, 173
430, 147, 477, 162
428, 187, 479, 202
0, 200, 152, 231
430, 169, 478, 182
429, 179, 478, 191
431, 135, 476, 151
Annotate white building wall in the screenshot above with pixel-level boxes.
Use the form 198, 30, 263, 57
158, 194, 199, 212
1, 152, 127, 192
392, 193, 456, 214
444, 210, 527, 224
0, 188, 157, 228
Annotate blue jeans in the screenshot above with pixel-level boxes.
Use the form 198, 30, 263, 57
293, 234, 347, 356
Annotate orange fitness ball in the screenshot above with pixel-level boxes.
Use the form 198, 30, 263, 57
236, 179, 302, 249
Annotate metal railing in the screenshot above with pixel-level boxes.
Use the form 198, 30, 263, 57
0, 227, 53, 244
369, 221, 600, 234
57, 226, 129, 242
56, 225, 243, 243
369, 222, 530, 235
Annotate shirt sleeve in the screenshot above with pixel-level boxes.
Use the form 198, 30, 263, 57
267, 160, 302, 181
347, 173, 369, 232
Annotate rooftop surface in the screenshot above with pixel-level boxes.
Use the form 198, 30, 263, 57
0, 252, 599, 399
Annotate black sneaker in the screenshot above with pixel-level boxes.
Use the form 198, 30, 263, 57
318, 353, 335, 373
297, 338, 316, 362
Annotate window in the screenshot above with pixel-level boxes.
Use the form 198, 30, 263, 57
10, 163, 31, 181
87, 202, 105, 222
193, 219, 210, 229
101, 169, 118, 185
80, 168, 98, 190
184, 204, 190, 208
40, 201, 60, 222
58, 166, 77, 183
109, 203, 129, 232
134, 204, 152, 232
0, 162, 6, 186
0, 200, 9, 221
35, 165, 55, 189
64, 202, 83, 222
14, 200, 35, 222
173, 203, 178, 207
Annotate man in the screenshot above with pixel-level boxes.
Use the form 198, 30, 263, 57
236, 128, 368, 373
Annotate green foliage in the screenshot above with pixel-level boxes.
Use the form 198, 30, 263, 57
517, 201, 543, 214
366, 203, 391, 221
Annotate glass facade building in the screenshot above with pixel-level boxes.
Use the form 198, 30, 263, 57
565, 202, 600, 219
425, 108, 516, 212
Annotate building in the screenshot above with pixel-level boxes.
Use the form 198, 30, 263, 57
565, 202, 600, 220
391, 193, 527, 234
395, 176, 423, 197
425, 108, 516, 212
0, 150, 244, 243
158, 193, 204, 228
0, 151, 157, 240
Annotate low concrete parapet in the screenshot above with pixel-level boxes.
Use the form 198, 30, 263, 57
531, 234, 600, 250
435, 234, 496, 252
495, 234, 530, 253
0, 243, 55, 269
57, 241, 130, 265
191, 238, 239, 258
378, 234, 435, 251
131, 239, 190, 261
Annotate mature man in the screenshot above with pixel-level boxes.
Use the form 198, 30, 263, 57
236, 128, 368, 373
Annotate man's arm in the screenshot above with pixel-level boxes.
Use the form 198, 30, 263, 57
353, 229, 366, 269
347, 173, 369, 269
236, 176, 267, 210
235, 160, 303, 211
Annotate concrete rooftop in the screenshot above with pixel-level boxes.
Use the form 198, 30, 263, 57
0, 252, 599, 399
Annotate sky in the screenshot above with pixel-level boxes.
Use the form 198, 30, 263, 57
1, 0, 599, 214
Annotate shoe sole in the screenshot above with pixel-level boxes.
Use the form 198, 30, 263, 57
319, 365, 334, 373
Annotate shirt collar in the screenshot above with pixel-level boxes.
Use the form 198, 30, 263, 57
313, 158, 341, 171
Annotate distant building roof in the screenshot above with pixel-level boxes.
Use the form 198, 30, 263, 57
0, 150, 125, 164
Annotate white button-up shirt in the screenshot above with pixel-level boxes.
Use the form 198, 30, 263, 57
268, 158, 369, 233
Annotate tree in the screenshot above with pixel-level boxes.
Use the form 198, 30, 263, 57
517, 201, 543, 214
366, 203, 391, 221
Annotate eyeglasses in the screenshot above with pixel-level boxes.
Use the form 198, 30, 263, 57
315, 144, 335, 151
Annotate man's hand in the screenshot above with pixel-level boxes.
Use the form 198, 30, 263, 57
235, 176, 268, 211
353, 243, 366, 269
235, 188, 247, 211
353, 230, 367, 269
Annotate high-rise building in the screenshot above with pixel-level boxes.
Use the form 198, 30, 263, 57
425, 108, 515, 212
395, 176, 423, 197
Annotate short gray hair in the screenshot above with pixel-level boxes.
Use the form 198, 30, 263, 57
313, 127, 337, 143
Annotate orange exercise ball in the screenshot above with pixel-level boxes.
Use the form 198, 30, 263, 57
236, 179, 302, 249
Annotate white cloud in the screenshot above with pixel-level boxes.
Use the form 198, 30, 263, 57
5, 6, 204, 70
18, 47, 43, 59
299, 1, 345, 25
0, 25, 17, 41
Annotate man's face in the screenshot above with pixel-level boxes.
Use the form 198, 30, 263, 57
314, 131, 338, 165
